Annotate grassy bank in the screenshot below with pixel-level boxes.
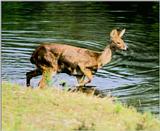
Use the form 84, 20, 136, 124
2, 82, 160, 131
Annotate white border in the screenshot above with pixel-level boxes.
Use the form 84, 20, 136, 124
1, 0, 160, 2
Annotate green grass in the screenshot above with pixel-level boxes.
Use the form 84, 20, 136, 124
2, 82, 160, 131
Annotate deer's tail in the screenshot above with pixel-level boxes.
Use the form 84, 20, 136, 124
30, 46, 56, 68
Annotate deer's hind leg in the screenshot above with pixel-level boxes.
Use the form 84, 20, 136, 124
38, 67, 56, 88
38, 52, 59, 88
26, 68, 42, 87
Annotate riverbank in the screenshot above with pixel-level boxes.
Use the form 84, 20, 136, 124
2, 82, 160, 131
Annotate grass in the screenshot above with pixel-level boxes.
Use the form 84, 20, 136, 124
2, 82, 160, 131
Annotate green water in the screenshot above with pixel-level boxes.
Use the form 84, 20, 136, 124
2, 2, 159, 115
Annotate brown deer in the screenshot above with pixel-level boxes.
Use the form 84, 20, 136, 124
26, 29, 127, 88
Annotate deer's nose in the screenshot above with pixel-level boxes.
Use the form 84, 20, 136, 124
123, 44, 128, 51
126, 46, 129, 51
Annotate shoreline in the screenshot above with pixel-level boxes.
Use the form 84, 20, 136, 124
2, 82, 160, 131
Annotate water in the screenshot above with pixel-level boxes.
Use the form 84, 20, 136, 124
2, 2, 159, 115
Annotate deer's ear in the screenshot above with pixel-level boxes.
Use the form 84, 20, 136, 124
110, 29, 118, 38
119, 29, 126, 38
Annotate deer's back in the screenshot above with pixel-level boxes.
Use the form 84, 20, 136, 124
31, 43, 100, 69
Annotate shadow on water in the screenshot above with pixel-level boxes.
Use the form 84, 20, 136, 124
2, 2, 159, 115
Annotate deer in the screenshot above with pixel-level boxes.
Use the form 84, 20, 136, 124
26, 29, 127, 88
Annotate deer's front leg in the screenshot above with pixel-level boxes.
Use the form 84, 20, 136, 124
78, 65, 93, 86
83, 69, 93, 85
76, 75, 85, 86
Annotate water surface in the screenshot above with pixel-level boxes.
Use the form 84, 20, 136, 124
2, 2, 159, 115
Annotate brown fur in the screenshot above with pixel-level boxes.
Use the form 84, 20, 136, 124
26, 29, 127, 88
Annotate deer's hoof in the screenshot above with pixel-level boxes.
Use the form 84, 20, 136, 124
76, 83, 85, 87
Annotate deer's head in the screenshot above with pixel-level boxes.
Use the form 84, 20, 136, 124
110, 29, 128, 51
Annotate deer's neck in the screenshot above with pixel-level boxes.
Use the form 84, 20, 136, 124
98, 45, 113, 67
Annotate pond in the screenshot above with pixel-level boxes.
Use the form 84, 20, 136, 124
2, 2, 159, 115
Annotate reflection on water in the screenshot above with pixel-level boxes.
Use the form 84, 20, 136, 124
2, 2, 159, 115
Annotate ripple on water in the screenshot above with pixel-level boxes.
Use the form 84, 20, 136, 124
2, 2, 159, 114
